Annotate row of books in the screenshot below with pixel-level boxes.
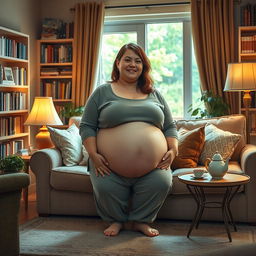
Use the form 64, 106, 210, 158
40, 67, 72, 76
0, 36, 27, 59
40, 80, 72, 99
0, 92, 26, 111
0, 116, 21, 137
0, 139, 24, 158
0, 64, 27, 85
40, 44, 72, 63
41, 18, 74, 39
240, 3, 256, 26
240, 35, 256, 53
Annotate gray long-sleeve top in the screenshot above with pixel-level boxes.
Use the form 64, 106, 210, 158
79, 83, 178, 142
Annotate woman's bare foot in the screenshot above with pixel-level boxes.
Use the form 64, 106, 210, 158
133, 222, 159, 237
104, 222, 123, 236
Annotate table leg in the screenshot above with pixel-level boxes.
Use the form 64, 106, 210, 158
222, 187, 232, 242
186, 185, 205, 237
186, 184, 241, 242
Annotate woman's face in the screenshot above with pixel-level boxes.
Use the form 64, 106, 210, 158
116, 49, 143, 83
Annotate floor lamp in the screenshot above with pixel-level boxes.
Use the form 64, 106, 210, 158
224, 63, 256, 143
24, 97, 63, 149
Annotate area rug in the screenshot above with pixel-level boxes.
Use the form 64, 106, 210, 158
20, 216, 256, 256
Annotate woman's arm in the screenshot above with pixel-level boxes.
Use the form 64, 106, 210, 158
157, 137, 178, 170
83, 136, 111, 176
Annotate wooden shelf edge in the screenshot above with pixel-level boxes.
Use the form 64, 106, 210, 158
40, 62, 72, 66
38, 38, 73, 43
0, 110, 29, 115
0, 133, 29, 142
40, 75, 72, 79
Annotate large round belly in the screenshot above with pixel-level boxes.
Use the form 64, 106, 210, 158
97, 122, 168, 178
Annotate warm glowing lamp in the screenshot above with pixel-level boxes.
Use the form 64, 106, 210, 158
224, 63, 256, 143
224, 63, 256, 108
25, 97, 63, 149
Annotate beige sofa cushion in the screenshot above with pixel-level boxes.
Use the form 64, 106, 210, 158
50, 166, 93, 193
176, 115, 246, 161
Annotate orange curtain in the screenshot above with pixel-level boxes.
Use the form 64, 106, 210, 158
73, 1, 105, 107
191, 0, 238, 114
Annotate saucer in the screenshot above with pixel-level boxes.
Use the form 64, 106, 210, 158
191, 175, 206, 180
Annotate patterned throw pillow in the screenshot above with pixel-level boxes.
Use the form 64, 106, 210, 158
171, 126, 205, 170
199, 124, 241, 165
48, 124, 84, 166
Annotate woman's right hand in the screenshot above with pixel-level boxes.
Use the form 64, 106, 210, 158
90, 153, 111, 177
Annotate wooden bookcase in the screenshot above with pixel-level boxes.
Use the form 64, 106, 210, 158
0, 26, 30, 158
238, 26, 256, 144
37, 39, 74, 124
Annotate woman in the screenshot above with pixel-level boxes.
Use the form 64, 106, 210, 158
79, 43, 178, 237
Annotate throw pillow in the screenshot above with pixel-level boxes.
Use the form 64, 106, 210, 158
171, 126, 205, 170
199, 124, 241, 165
79, 145, 89, 166
48, 124, 84, 166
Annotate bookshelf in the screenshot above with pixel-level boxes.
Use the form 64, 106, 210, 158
238, 26, 256, 143
0, 26, 30, 158
37, 39, 73, 124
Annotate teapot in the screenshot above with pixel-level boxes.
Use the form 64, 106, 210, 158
205, 151, 229, 180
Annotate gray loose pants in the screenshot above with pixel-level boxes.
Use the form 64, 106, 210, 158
89, 160, 173, 223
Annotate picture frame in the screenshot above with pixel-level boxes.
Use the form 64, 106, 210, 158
4, 67, 14, 82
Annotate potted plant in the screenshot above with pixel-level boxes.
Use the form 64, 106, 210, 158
59, 102, 84, 124
188, 91, 230, 119
0, 155, 25, 174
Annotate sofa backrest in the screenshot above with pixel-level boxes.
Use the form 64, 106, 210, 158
70, 114, 246, 161
176, 114, 246, 161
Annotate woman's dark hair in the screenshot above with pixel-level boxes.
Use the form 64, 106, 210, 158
110, 43, 154, 94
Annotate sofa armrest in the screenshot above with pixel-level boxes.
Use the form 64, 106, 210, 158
0, 173, 30, 193
240, 144, 256, 222
30, 148, 63, 214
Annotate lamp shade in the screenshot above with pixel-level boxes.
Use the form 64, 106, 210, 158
25, 97, 63, 126
224, 63, 256, 92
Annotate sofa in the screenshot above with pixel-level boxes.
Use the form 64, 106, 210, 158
30, 114, 256, 223
0, 173, 30, 256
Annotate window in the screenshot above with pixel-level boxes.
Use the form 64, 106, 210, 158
98, 17, 200, 119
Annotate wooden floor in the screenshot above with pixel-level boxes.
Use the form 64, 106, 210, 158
19, 192, 38, 225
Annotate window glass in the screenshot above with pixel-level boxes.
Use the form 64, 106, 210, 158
147, 23, 183, 118
99, 33, 137, 84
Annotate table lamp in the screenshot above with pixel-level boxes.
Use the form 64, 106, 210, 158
224, 63, 256, 143
25, 97, 63, 149
224, 63, 256, 108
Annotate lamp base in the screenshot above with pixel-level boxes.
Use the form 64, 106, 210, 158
35, 125, 54, 149
243, 91, 252, 108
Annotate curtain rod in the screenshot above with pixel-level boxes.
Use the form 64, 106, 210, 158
70, 0, 240, 12
70, 2, 190, 12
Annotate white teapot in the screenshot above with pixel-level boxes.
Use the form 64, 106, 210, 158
205, 151, 229, 180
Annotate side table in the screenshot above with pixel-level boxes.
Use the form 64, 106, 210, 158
20, 155, 31, 211
178, 173, 250, 242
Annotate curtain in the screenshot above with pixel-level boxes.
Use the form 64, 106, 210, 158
73, 1, 105, 107
191, 0, 238, 114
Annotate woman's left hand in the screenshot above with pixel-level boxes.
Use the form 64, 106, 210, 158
157, 149, 176, 170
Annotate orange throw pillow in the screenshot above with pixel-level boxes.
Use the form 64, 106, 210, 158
171, 126, 205, 170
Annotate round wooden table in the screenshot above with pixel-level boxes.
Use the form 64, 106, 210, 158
178, 173, 250, 242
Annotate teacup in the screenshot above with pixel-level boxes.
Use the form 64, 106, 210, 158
193, 169, 205, 178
